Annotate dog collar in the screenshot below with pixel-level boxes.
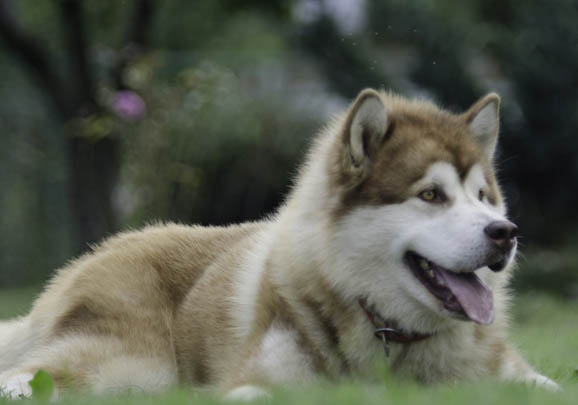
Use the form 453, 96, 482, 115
358, 298, 431, 357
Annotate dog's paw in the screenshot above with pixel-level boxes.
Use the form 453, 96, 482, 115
530, 374, 561, 392
225, 385, 270, 401
0, 372, 34, 399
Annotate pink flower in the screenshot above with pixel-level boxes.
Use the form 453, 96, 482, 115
112, 90, 146, 121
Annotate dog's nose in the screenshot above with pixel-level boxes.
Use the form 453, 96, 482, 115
484, 220, 518, 252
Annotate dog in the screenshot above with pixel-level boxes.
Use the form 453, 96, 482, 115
0, 89, 559, 400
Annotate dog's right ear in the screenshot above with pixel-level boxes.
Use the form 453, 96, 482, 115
340, 89, 389, 184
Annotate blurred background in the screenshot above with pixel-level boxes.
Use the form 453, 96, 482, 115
0, 0, 577, 300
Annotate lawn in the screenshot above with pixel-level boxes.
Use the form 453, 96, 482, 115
0, 288, 576, 404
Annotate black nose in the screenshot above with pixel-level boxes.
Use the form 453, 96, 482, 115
484, 220, 518, 252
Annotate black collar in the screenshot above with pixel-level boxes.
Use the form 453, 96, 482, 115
358, 298, 432, 357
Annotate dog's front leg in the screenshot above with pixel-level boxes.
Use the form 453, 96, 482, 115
225, 385, 271, 401
497, 343, 560, 391
222, 325, 318, 401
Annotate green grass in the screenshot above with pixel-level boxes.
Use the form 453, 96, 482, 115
0, 289, 576, 404
0, 287, 40, 318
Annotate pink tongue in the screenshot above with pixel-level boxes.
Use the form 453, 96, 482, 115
438, 269, 494, 325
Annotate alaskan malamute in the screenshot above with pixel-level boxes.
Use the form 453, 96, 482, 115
0, 89, 558, 399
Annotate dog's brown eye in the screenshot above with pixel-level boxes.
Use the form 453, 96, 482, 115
419, 189, 437, 202
478, 189, 485, 201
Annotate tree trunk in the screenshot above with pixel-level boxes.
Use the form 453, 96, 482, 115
0, 0, 154, 255
67, 135, 120, 252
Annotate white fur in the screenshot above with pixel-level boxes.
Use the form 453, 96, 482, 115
498, 352, 560, 391
470, 101, 499, 158
407, 162, 509, 272
0, 319, 36, 374
254, 326, 316, 384
529, 374, 561, 392
2, 334, 177, 398
231, 229, 275, 340
230, 100, 552, 389
318, 162, 512, 334
91, 356, 178, 395
225, 385, 270, 401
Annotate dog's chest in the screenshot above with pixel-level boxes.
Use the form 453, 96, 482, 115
388, 331, 490, 383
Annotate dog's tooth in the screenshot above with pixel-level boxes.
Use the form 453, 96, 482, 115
419, 259, 430, 271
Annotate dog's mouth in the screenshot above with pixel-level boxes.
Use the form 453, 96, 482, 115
405, 252, 494, 325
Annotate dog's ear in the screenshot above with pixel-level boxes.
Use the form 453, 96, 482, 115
465, 93, 500, 160
341, 89, 389, 181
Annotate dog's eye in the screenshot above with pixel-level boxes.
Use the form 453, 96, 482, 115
419, 189, 438, 202
478, 189, 485, 201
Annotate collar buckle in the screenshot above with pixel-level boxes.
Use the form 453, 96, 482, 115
374, 327, 397, 357
358, 298, 432, 358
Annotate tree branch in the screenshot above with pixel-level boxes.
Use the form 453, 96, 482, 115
0, 0, 69, 117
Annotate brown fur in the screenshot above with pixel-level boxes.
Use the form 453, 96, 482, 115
330, 92, 501, 220
0, 90, 557, 399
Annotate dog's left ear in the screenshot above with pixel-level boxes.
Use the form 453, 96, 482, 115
465, 93, 500, 160
341, 89, 389, 182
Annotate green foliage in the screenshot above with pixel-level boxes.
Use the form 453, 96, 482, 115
479, 0, 578, 241
368, 0, 480, 108
298, 15, 390, 99
1, 0, 577, 293
0, 65, 71, 287
512, 244, 578, 299
0, 287, 38, 318
28, 371, 55, 402
121, 16, 320, 226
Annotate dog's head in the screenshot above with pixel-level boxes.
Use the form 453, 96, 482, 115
325, 89, 516, 331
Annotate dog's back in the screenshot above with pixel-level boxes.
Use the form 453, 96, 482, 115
0, 222, 265, 396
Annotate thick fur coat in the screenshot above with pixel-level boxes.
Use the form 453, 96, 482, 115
0, 90, 558, 400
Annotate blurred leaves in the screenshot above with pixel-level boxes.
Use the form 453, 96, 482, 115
68, 115, 115, 141
122, 57, 319, 226
0, 0, 577, 296
513, 245, 578, 300
29, 370, 55, 402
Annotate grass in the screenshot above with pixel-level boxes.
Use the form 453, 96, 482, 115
0, 287, 40, 319
0, 288, 576, 404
